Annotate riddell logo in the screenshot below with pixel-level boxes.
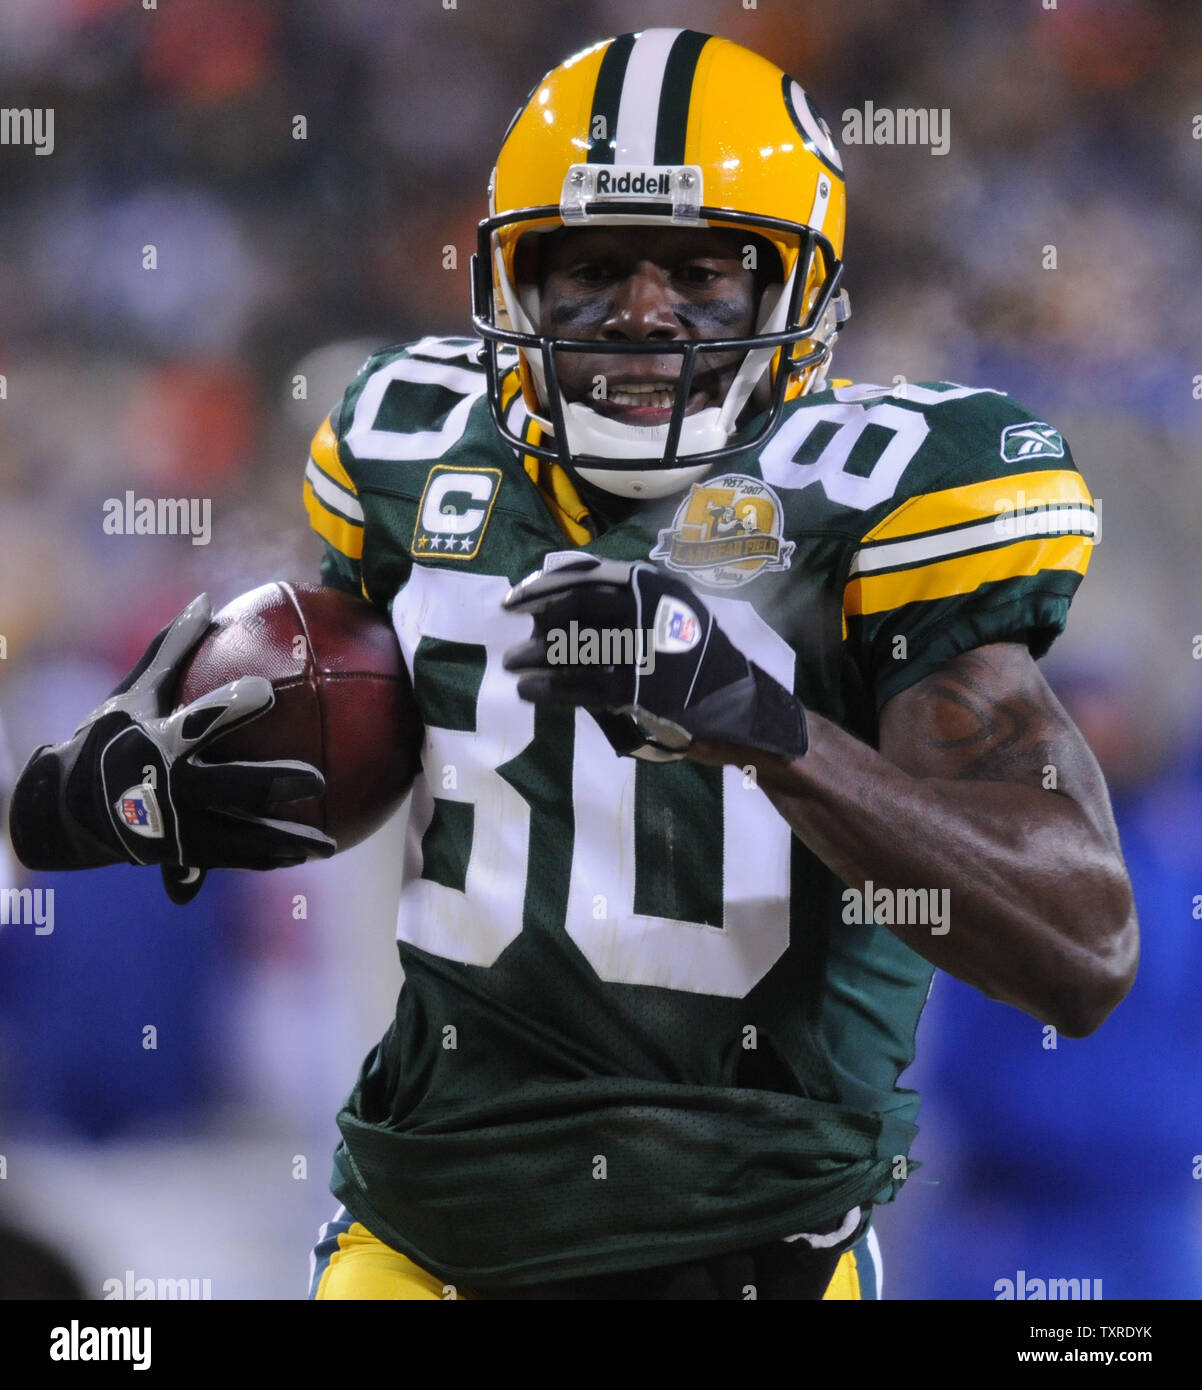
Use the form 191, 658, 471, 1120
594, 169, 674, 196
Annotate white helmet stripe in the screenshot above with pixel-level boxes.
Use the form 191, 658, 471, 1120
614, 28, 683, 163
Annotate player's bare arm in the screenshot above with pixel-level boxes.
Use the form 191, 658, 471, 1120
690, 641, 1139, 1039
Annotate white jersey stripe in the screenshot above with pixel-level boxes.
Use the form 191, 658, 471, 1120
849, 506, 1097, 577
614, 28, 682, 163
305, 457, 364, 523
408, 336, 480, 360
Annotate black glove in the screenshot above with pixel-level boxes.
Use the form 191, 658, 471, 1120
8, 595, 336, 904
501, 557, 807, 762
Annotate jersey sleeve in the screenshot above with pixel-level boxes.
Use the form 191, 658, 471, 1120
843, 420, 1098, 713
302, 406, 366, 598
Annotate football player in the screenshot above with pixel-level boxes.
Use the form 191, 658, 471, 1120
9, 30, 1138, 1300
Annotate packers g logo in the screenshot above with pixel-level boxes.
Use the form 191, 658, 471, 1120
650, 474, 794, 589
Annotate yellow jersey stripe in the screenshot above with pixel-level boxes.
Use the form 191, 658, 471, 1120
845, 532, 1090, 618
500, 368, 523, 414
538, 461, 593, 545
500, 365, 591, 545
864, 469, 1092, 544
519, 417, 593, 546
304, 477, 363, 560
309, 414, 358, 498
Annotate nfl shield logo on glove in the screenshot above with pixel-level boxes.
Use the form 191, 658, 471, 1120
116, 785, 164, 838
653, 597, 701, 653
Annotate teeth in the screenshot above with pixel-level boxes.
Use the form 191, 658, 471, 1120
611, 385, 674, 408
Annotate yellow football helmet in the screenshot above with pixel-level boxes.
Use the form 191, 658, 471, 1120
471, 27, 850, 498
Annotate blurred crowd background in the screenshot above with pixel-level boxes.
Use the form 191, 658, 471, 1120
0, 0, 1199, 1299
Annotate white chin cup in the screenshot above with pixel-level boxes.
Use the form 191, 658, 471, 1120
571, 461, 716, 500
554, 401, 724, 499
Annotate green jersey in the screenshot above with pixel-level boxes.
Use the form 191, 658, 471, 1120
301, 335, 1096, 1288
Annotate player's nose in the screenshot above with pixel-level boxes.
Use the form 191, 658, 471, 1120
600, 263, 684, 342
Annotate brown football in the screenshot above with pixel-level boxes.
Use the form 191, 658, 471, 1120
174, 581, 421, 851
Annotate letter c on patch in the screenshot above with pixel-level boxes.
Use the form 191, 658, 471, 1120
422, 473, 493, 534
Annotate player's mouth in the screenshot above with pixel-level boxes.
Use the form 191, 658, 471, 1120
587, 373, 722, 425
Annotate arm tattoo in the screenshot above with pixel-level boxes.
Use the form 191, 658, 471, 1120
880, 642, 1121, 846
912, 648, 1069, 785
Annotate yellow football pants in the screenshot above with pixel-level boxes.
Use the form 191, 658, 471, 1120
313, 1220, 866, 1300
